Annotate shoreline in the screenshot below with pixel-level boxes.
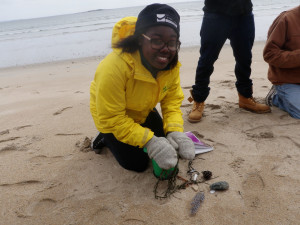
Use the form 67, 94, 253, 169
0, 41, 267, 71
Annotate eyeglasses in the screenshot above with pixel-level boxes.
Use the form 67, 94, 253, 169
142, 34, 180, 52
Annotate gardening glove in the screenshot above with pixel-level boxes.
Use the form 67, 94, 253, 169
167, 131, 195, 160
145, 135, 178, 170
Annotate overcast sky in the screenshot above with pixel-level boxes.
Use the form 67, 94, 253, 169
0, 0, 197, 22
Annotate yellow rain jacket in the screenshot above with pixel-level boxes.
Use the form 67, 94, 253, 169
90, 17, 184, 148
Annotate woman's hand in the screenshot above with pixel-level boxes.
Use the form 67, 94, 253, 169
167, 132, 195, 160
145, 136, 178, 170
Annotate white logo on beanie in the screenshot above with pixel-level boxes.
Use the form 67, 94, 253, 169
156, 14, 178, 28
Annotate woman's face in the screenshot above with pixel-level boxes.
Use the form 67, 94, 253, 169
140, 26, 178, 70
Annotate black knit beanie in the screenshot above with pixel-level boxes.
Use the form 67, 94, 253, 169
134, 3, 180, 37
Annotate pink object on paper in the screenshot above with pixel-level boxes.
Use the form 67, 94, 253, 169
185, 131, 214, 154
185, 131, 205, 145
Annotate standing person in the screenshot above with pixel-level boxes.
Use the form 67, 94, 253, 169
188, 0, 271, 123
263, 5, 300, 119
90, 4, 195, 173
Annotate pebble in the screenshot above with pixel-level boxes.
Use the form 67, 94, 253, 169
209, 181, 229, 191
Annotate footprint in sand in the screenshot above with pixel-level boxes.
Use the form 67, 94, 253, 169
181, 86, 192, 89
0, 136, 37, 154
19, 198, 57, 218
120, 203, 179, 225
0, 144, 18, 154
244, 126, 274, 139
246, 131, 274, 139
15, 197, 57, 218
0, 137, 20, 144
32, 198, 57, 214
29, 155, 64, 165
181, 103, 192, 108
229, 157, 245, 175
0, 179, 41, 187
55, 133, 82, 136
219, 80, 235, 88
241, 172, 265, 208
272, 155, 300, 179
206, 104, 221, 110
53, 106, 73, 115
225, 73, 235, 77
229, 157, 245, 177
14, 125, 32, 131
0, 125, 32, 136
0, 129, 9, 135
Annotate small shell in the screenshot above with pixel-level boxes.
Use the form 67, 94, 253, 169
193, 173, 198, 181
191, 184, 199, 192
210, 181, 229, 191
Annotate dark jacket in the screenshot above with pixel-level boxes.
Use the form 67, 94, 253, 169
203, 0, 253, 16
263, 6, 300, 85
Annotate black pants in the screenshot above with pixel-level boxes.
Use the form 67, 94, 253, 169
102, 109, 165, 172
192, 12, 255, 102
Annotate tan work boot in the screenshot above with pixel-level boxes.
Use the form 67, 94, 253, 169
188, 101, 205, 122
238, 93, 271, 113
187, 89, 205, 122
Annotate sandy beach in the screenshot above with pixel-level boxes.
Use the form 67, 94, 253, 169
0, 42, 299, 225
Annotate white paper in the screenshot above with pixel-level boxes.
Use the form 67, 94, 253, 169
185, 131, 214, 155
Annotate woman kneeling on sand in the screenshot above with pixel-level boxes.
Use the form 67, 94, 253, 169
90, 4, 195, 172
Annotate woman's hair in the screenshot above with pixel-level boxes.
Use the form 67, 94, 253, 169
113, 34, 140, 53
113, 31, 179, 69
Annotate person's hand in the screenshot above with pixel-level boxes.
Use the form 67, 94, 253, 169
145, 136, 178, 170
167, 132, 195, 160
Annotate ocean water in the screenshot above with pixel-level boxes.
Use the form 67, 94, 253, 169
0, 0, 299, 68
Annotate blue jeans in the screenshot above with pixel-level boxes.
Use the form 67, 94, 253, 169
192, 12, 255, 102
273, 84, 300, 119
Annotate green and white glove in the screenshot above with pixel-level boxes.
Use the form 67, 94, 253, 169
145, 136, 178, 170
167, 131, 195, 160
